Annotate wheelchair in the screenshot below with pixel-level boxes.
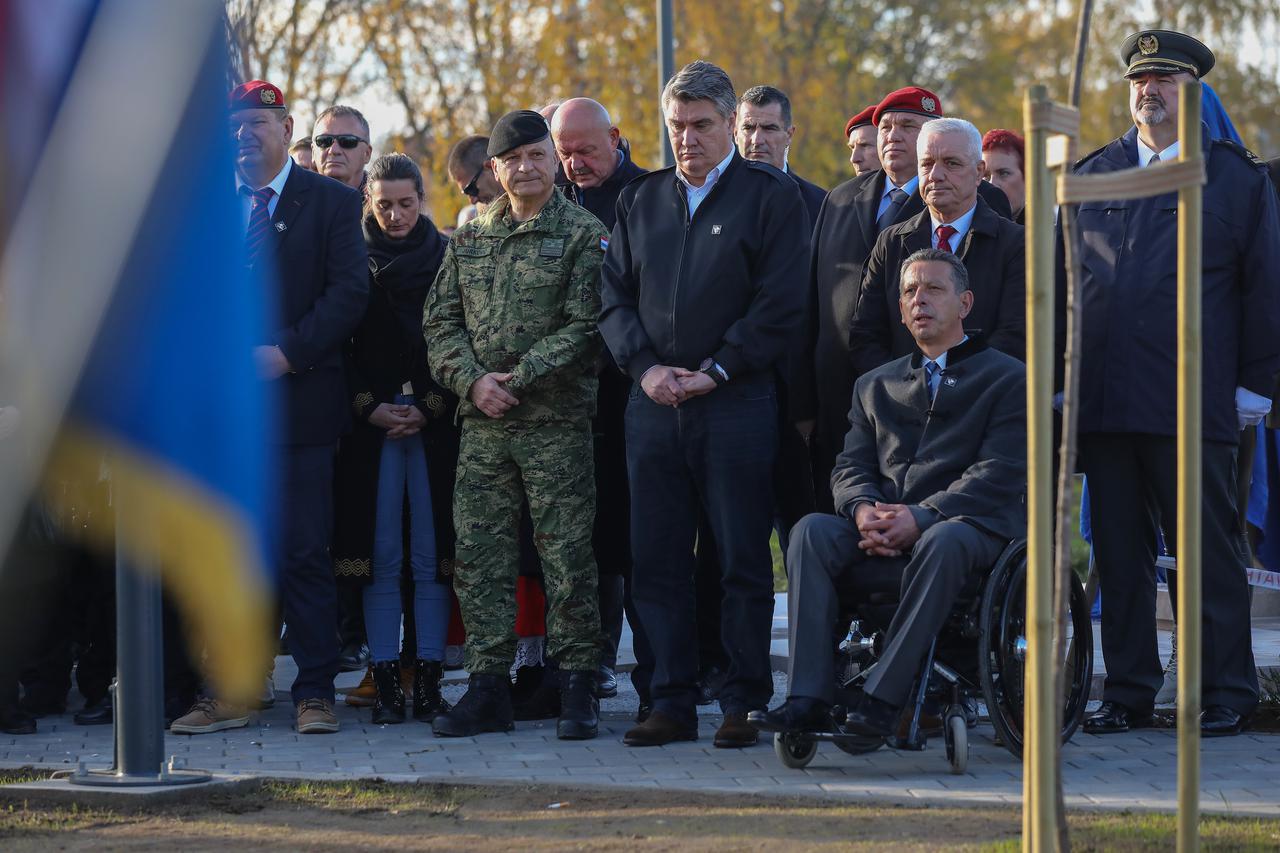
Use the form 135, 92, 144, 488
770, 539, 1094, 775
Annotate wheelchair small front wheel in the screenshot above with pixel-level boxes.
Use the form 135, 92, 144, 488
945, 711, 968, 775
774, 732, 817, 769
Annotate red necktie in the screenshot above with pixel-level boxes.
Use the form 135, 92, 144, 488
935, 224, 957, 253
244, 186, 276, 268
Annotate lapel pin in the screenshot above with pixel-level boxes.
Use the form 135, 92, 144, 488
944, 375, 957, 387
275, 222, 287, 232
711, 225, 722, 235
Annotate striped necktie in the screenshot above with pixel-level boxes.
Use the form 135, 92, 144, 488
924, 360, 941, 400
244, 186, 276, 268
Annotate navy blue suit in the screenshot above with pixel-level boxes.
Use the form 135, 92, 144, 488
258, 162, 369, 704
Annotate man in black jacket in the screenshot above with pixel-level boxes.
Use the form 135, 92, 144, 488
551, 98, 651, 707
850, 117, 1024, 375
735, 84, 826, 221
797, 87, 1011, 516
1067, 31, 1280, 738
751, 249, 1025, 738
600, 61, 808, 748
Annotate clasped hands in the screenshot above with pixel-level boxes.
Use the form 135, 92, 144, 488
853, 501, 922, 557
641, 365, 715, 407
368, 402, 427, 438
470, 372, 520, 419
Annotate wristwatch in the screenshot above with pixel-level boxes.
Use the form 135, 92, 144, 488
699, 357, 729, 386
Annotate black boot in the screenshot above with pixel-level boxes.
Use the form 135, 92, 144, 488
370, 660, 405, 725
557, 670, 599, 740
413, 659, 451, 722
432, 673, 514, 737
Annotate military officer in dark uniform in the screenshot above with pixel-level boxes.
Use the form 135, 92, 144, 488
1068, 31, 1280, 738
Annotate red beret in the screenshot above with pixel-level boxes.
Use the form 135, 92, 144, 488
844, 105, 876, 137
229, 80, 286, 112
871, 86, 944, 127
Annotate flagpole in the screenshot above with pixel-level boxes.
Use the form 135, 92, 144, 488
656, 0, 674, 168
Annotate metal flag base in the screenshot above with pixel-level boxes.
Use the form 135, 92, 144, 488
67, 756, 211, 788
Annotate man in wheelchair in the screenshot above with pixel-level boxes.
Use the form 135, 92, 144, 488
751, 248, 1026, 739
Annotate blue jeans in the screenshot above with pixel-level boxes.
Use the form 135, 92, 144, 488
363, 396, 449, 662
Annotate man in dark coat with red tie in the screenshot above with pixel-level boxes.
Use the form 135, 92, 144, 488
795, 87, 1011, 513
171, 80, 367, 736
850, 117, 1024, 375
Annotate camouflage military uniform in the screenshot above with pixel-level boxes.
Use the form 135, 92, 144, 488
425, 189, 607, 675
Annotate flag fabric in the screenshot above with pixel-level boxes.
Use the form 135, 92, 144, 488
1, 0, 274, 702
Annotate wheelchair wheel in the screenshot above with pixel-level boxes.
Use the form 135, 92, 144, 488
978, 541, 1094, 758
944, 708, 968, 775
774, 732, 818, 769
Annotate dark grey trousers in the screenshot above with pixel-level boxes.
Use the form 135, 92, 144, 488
785, 513, 1004, 709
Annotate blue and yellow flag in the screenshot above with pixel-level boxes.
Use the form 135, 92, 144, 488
1, 0, 274, 702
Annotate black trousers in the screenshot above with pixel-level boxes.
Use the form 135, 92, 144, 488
626, 379, 778, 724
1081, 432, 1257, 714
785, 513, 1003, 708
279, 444, 340, 704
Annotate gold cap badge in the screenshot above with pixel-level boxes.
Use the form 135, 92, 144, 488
260, 88, 278, 105
1138, 34, 1159, 55
921, 96, 937, 113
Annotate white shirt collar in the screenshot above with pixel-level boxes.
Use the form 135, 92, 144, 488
929, 202, 978, 249
236, 155, 292, 197
677, 146, 735, 193
1136, 137, 1179, 167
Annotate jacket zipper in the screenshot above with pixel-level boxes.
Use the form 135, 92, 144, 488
672, 183, 692, 364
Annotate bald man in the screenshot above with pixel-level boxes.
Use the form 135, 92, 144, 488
551, 97, 652, 714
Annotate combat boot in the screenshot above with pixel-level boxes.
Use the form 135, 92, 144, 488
413, 659, 452, 722
431, 673, 514, 737
557, 669, 599, 740
370, 660, 405, 725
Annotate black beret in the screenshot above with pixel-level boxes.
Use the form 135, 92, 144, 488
486, 110, 550, 158
1122, 30, 1215, 79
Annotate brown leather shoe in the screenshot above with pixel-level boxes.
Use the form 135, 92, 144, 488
623, 710, 698, 746
714, 712, 759, 748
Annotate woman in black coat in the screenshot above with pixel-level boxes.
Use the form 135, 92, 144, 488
332, 153, 459, 723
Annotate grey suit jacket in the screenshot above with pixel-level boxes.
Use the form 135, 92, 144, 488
831, 338, 1026, 541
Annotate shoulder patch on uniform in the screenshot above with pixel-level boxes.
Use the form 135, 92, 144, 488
1073, 143, 1109, 170
1213, 138, 1266, 169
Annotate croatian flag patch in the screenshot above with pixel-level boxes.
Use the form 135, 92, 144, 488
600, 236, 609, 251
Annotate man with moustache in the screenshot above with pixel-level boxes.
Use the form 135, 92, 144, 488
796, 87, 1011, 514
599, 61, 808, 748
850, 117, 1024, 374
1067, 31, 1280, 738
313, 105, 373, 193
550, 97, 650, 706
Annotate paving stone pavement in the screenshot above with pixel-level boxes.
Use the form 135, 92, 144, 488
4, 596, 1279, 817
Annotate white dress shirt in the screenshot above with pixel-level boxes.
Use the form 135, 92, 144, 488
235, 156, 292, 231
930, 203, 978, 252
1136, 138, 1180, 166
677, 147, 735, 219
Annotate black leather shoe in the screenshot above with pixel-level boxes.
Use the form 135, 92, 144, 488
635, 701, 652, 724
844, 693, 899, 738
337, 641, 370, 673
595, 665, 618, 699
1200, 705, 1247, 738
370, 660, 406, 725
1083, 701, 1153, 735
713, 712, 759, 748
557, 670, 599, 740
432, 673, 514, 737
748, 698, 832, 734
623, 710, 698, 746
74, 696, 113, 726
412, 660, 451, 722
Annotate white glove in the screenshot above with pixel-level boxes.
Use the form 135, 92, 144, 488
1235, 386, 1270, 432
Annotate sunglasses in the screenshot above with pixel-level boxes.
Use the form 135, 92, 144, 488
462, 165, 485, 198
314, 134, 367, 150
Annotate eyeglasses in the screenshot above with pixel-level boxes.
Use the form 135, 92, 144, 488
462, 165, 485, 199
314, 134, 367, 150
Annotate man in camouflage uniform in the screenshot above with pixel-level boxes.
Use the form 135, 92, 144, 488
425, 110, 607, 740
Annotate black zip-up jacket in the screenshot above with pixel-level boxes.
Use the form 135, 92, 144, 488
599, 151, 809, 384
